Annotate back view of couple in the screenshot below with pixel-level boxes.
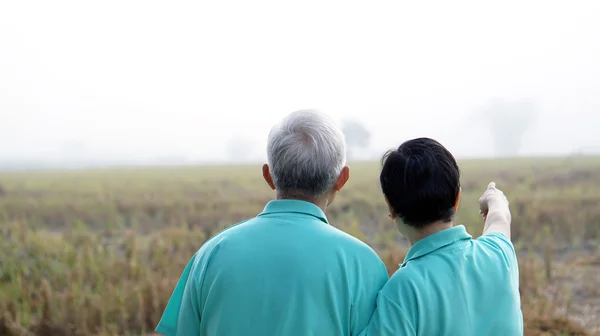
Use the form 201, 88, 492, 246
156, 110, 523, 336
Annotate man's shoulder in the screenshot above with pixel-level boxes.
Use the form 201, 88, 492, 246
197, 218, 255, 251
323, 224, 381, 258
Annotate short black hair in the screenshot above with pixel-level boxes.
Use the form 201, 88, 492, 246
380, 137, 460, 228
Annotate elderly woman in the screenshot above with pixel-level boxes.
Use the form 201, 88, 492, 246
359, 137, 523, 336
156, 109, 388, 336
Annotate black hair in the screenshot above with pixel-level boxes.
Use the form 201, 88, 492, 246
380, 137, 460, 228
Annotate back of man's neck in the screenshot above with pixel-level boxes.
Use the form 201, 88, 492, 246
276, 193, 329, 213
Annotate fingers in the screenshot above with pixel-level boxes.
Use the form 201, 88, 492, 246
479, 181, 498, 213
479, 182, 496, 222
478, 181, 510, 226
481, 181, 509, 209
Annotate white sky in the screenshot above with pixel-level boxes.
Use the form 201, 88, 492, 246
1, 0, 599, 162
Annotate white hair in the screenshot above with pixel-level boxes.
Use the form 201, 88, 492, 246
267, 109, 347, 198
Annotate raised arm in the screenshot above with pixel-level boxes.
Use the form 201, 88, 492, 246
479, 182, 512, 239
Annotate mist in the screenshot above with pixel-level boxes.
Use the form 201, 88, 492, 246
1, 0, 599, 169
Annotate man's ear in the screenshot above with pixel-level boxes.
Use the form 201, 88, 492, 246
262, 163, 276, 190
333, 166, 350, 192
454, 187, 461, 212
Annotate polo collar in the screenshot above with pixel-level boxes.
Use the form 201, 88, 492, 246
401, 225, 472, 267
258, 199, 329, 224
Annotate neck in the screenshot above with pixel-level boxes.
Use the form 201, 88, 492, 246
277, 191, 330, 213
406, 220, 453, 245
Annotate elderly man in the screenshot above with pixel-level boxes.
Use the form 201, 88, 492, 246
156, 109, 388, 336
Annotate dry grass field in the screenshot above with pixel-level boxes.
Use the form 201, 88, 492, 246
1, 156, 599, 335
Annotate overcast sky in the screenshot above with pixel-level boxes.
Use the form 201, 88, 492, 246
1, 0, 599, 163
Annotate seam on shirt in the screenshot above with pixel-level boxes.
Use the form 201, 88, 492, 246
197, 237, 224, 313
478, 232, 517, 270
201, 218, 252, 248
483, 232, 516, 253
196, 218, 252, 310
378, 292, 417, 333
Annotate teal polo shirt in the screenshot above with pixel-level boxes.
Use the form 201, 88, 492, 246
156, 199, 389, 336
359, 225, 523, 336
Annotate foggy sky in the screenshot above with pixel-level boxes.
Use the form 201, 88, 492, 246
1, 0, 599, 164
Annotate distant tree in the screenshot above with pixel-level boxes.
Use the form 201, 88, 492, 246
342, 119, 371, 160
476, 98, 536, 157
226, 136, 258, 162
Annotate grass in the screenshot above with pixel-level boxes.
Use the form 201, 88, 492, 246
0, 156, 599, 335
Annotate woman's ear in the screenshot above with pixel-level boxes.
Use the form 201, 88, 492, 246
453, 187, 461, 212
384, 195, 397, 219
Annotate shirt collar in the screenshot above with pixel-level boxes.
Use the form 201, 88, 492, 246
258, 199, 329, 224
401, 225, 472, 267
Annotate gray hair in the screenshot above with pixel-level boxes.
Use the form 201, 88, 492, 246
267, 109, 347, 198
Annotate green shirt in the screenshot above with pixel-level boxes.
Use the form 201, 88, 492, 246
359, 225, 523, 336
156, 199, 389, 336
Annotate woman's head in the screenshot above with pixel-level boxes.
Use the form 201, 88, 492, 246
380, 137, 461, 231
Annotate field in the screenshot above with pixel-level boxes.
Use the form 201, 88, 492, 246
1, 157, 599, 336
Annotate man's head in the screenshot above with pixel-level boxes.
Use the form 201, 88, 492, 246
263, 109, 350, 208
380, 137, 461, 234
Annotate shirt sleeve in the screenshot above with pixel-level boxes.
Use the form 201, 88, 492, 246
358, 292, 416, 336
155, 252, 204, 336
350, 258, 389, 335
477, 232, 518, 269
